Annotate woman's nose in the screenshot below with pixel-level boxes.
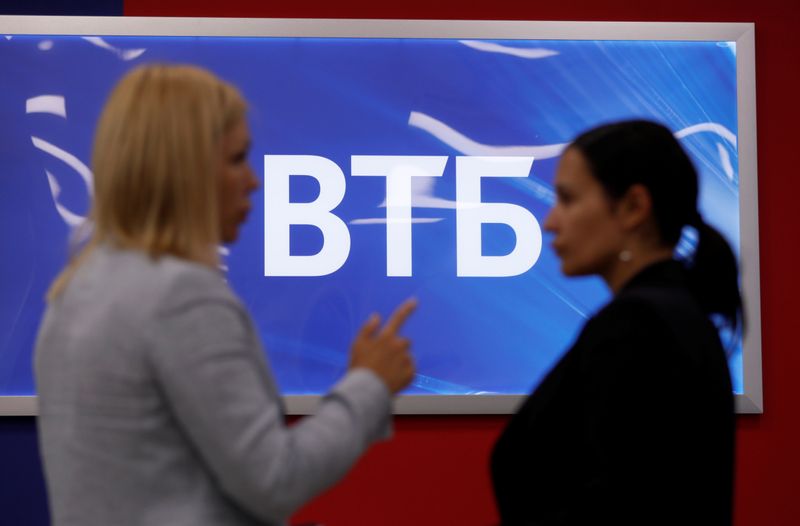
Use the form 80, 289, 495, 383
543, 209, 556, 232
246, 166, 259, 192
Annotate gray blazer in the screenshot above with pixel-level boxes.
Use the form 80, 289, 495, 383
35, 245, 391, 526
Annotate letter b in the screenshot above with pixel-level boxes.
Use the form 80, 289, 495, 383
456, 157, 542, 277
264, 155, 350, 276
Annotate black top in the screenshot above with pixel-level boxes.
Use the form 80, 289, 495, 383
491, 260, 734, 526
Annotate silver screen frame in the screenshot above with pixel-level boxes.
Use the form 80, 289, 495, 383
0, 16, 761, 415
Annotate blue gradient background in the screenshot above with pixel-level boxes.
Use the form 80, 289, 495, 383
0, 35, 741, 397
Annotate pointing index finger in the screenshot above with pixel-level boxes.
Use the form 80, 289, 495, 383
381, 298, 418, 337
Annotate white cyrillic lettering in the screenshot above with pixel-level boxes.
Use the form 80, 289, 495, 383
456, 156, 542, 277
264, 155, 350, 276
351, 156, 447, 276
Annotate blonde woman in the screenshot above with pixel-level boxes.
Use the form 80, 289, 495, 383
35, 64, 416, 526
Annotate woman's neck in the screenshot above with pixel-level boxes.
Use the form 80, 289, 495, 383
604, 247, 674, 294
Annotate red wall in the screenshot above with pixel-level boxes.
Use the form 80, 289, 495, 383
125, 1, 800, 524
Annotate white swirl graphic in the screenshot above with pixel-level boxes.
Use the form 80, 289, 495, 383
27, 94, 92, 226
407, 111, 738, 207
82, 37, 146, 61
675, 122, 737, 148
460, 40, 559, 60
409, 111, 568, 158
350, 218, 443, 225
45, 171, 84, 227
349, 159, 465, 225
31, 136, 93, 227
410, 111, 738, 162
26, 95, 67, 118
31, 137, 93, 193
717, 142, 735, 181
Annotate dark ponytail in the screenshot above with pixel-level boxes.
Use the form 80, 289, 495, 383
571, 120, 743, 333
688, 218, 743, 335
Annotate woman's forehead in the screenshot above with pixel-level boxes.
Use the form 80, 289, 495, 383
555, 149, 596, 187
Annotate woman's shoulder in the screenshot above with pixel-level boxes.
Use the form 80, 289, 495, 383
75, 244, 237, 316
590, 260, 703, 333
577, 275, 720, 374
580, 292, 669, 350
585, 282, 701, 344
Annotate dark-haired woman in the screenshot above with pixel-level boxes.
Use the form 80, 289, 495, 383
491, 120, 740, 525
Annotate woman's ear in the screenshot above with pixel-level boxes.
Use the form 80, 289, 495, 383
617, 183, 653, 231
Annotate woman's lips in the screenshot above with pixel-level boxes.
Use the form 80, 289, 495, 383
239, 205, 251, 223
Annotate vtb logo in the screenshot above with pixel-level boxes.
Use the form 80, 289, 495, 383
264, 155, 542, 277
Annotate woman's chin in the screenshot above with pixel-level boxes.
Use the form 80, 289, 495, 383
560, 261, 589, 278
221, 230, 239, 244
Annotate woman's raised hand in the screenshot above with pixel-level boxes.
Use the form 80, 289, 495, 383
349, 298, 417, 394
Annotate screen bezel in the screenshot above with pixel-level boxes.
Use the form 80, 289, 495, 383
0, 15, 761, 415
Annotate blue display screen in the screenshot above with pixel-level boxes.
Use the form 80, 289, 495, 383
0, 35, 742, 397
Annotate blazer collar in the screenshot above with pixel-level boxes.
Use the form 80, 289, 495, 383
618, 258, 687, 295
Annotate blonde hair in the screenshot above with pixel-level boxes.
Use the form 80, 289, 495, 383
48, 64, 247, 300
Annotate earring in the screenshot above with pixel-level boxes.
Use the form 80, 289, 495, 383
619, 249, 632, 262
